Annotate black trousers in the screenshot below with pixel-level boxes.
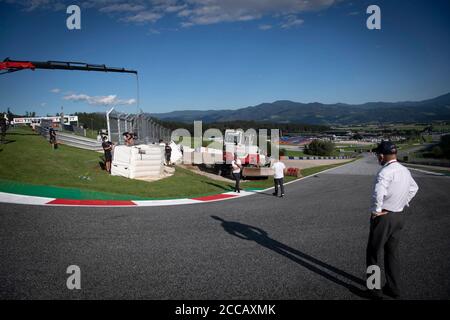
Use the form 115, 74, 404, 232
366, 212, 405, 295
274, 178, 285, 195
233, 172, 241, 191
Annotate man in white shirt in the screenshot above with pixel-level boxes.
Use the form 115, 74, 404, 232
366, 141, 419, 299
231, 154, 242, 193
271, 159, 286, 198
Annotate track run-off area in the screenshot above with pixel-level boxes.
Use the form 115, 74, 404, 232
1, 154, 449, 299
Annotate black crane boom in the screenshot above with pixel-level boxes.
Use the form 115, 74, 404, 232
0, 58, 137, 75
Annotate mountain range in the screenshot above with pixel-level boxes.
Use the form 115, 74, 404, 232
153, 92, 450, 125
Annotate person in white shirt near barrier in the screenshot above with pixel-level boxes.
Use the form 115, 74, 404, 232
271, 158, 287, 198
231, 154, 242, 193
366, 140, 419, 299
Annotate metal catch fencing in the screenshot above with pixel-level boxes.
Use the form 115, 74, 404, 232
106, 108, 171, 145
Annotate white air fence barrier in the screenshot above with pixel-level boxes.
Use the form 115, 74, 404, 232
169, 141, 183, 164
111, 144, 164, 180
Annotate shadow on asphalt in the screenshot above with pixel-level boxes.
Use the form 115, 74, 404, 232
252, 192, 275, 197
211, 215, 370, 299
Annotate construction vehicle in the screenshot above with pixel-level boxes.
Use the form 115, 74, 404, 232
215, 129, 273, 179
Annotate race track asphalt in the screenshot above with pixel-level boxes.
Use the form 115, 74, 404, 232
1, 154, 449, 299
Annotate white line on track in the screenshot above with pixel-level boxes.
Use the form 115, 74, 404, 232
406, 167, 446, 176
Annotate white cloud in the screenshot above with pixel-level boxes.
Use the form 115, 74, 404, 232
181, 21, 195, 28
178, 0, 334, 26
25, 0, 51, 11
5, 0, 63, 12
63, 93, 136, 106
148, 28, 161, 34
3, 0, 339, 28
99, 4, 146, 13
177, 9, 192, 17
281, 15, 304, 28
164, 4, 187, 13
124, 11, 162, 23
259, 24, 273, 30
50, 88, 61, 93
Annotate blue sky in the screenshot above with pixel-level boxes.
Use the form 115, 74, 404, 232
1, 0, 449, 116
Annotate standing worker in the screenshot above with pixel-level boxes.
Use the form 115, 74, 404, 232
48, 127, 57, 149
0, 114, 6, 144
165, 142, 172, 165
231, 154, 242, 193
102, 136, 113, 173
366, 140, 419, 299
271, 158, 286, 198
123, 132, 135, 146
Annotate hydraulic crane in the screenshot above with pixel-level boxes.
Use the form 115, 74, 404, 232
0, 58, 137, 75
0, 57, 140, 138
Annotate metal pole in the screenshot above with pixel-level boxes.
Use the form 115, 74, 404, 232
106, 107, 114, 141
117, 112, 121, 144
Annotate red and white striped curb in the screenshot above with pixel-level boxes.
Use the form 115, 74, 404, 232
0, 190, 257, 207
0, 160, 357, 207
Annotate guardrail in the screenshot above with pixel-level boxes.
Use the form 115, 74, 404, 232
280, 155, 353, 160
36, 126, 103, 151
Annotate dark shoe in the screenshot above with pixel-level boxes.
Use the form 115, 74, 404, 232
272, 192, 278, 196
280, 194, 284, 198
382, 286, 400, 299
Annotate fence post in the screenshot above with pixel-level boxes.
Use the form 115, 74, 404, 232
106, 107, 114, 141
117, 113, 121, 144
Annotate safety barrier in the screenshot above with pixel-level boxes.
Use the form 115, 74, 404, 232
286, 167, 302, 177
280, 155, 352, 160
35, 126, 103, 151
111, 145, 164, 179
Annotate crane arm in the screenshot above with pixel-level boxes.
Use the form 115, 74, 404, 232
0, 58, 137, 75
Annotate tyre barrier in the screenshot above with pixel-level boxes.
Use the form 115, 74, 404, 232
286, 167, 302, 177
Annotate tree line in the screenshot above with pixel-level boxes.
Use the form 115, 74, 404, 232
2, 109, 330, 133
159, 120, 329, 134
74, 112, 107, 131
